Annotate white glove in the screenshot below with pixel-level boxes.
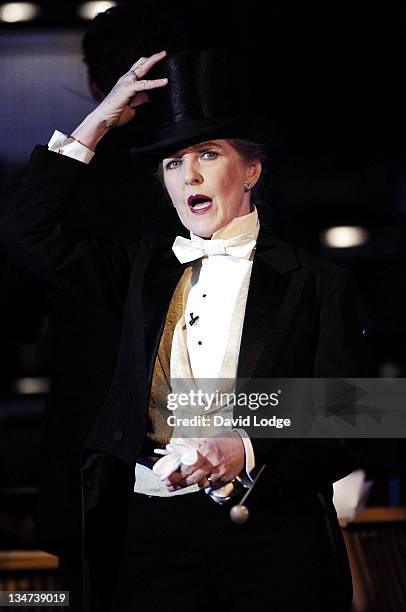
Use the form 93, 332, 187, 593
153, 437, 243, 503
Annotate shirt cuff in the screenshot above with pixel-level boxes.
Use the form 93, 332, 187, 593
233, 428, 255, 484
48, 130, 95, 164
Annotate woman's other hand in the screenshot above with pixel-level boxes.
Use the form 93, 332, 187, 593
71, 51, 168, 150
164, 432, 245, 491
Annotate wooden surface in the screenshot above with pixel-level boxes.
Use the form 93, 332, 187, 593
342, 507, 406, 611
339, 506, 406, 527
351, 506, 406, 523
0, 550, 59, 570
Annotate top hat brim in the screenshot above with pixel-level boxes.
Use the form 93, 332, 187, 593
130, 114, 285, 158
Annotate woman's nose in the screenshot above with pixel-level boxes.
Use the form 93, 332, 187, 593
183, 158, 203, 186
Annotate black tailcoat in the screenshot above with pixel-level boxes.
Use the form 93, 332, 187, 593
0, 146, 365, 611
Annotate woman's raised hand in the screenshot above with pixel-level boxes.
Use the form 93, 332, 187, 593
71, 51, 168, 150
94, 51, 168, 128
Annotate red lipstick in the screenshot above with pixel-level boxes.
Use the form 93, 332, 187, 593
187, 194, 213, 214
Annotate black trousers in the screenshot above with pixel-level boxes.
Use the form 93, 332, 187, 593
109, 489, 352, 612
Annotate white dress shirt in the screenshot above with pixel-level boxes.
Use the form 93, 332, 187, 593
163, 211, 259, 497
183, 213, 259, 381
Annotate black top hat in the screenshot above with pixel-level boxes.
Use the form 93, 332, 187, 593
130, 49, 283, 157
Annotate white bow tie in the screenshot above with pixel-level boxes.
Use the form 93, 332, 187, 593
172, 234, 257, 264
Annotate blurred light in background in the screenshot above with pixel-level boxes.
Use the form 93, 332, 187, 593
322, 226, 369, 248
12, 378, 50, 395
0, 2, 40, 23
77, 1, 116, 21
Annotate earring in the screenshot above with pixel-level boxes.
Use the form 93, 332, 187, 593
244, 182, 252, 192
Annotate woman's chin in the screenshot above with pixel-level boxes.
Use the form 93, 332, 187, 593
175, 204, 221, 237
182, 215, 220, 238
190, 224, 217, 239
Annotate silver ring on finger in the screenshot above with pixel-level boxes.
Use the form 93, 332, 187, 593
130, 68, 138, 80
207, 476, 215, 485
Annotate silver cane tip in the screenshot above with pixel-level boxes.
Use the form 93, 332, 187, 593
229, 504, 250, 524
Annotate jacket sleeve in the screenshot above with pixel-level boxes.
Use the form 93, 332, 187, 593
250, 267, 369, 488
0, 146, 134, 307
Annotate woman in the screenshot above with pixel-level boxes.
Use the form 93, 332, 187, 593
0, 50, 363, 611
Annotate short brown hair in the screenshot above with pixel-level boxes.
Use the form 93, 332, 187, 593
228, 139, 267, 167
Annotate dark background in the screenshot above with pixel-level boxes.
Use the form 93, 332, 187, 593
1, 0, 406, 547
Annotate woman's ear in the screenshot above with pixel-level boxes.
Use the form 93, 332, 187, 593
245, 160, 262, 188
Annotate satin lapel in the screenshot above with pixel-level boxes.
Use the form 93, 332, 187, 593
142, 241, 186, 380
237, 234, 305, 380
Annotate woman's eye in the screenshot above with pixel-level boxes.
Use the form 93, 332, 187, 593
200, 150, 218, 160
165, 159, 182, 170
164, 150, 218, 169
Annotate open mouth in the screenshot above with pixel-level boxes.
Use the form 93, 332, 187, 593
187, 194, 213, 214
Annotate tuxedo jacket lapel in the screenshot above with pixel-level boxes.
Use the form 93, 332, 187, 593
237, 231, 304, 380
